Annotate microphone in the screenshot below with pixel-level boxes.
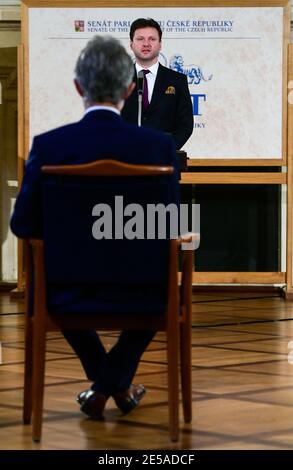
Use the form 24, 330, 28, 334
137, 70, 144, 95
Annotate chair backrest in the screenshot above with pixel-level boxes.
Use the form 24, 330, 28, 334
40, 160, 176, 315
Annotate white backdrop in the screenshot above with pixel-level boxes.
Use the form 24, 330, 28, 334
28, 7, 284, 159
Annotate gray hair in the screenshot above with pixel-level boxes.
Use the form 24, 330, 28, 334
75, 35, 134, 104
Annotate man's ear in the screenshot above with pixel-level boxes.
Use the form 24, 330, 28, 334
124, 82, 136, 100
74, 79, 84, 97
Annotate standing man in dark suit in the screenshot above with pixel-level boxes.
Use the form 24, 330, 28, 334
10, 36, 179, 420
122, 18, 194, 150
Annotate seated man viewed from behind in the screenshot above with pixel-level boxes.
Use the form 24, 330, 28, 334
10, 36, 179, 419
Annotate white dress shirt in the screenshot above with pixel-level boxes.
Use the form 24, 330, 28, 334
135, 62, 159, 104
84, 105, 120, 116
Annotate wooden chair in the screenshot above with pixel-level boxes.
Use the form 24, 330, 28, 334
22, 159, 196, 442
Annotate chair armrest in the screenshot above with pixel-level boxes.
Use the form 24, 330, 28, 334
176, 232, 200, 250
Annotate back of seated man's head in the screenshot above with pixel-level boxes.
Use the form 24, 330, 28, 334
75, 35, 134, 105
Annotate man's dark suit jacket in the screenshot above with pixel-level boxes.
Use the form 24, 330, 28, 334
11, 110, 178, 239
121, 64, 194, 150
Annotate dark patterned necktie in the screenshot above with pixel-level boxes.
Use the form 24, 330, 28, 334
142, 70, 150, 109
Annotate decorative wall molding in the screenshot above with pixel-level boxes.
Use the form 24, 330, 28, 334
0, 2, 20, 6
0, 66, 17, 89
0, 21, 20, 30
0, 2, 292, 29
0, 3, 20, 21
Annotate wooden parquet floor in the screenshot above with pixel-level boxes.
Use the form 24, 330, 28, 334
1, 290, 293, 450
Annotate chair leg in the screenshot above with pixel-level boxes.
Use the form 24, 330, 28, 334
166, 320, 179, 442
32, 318, 47, 442
180, 320, 192, 423
23, 315, 33, 424
179, 247, 193, 424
